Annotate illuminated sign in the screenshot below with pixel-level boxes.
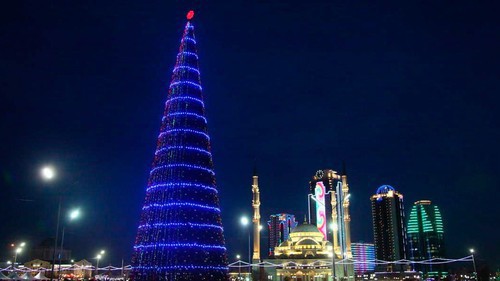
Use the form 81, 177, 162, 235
314, 182, 327, 239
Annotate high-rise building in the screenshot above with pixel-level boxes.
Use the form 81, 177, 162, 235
308, 168, 352, 259
370, 185, 407, 272
131, 11, 228, 281
351, 243, 375, 274
407, 200, 446, 274
267, 214, 297, 257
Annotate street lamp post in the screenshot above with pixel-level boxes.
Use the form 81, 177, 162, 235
41, 166, 60, 281
12, 242, 26, 270
470, 249, 477, 281
330, 223, 338, 281
95, 250, 105, 279
236, 255, 241, 280
57, 209, 81, 280
240, 216, 251, 279
13, 248, 22, 268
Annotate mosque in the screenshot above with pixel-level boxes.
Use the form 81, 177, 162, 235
245, 169, 355, 281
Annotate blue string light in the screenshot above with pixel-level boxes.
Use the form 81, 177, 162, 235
155, 146, 211, 156
163, 112, 207, 123
159, 129, 210, 140
177, 51, 198, 59
181, 37, 197, 44
134, 265, 228, 271
138, 222, 223, 230
142, 202, 220, 212
169, 81, 203, 91
165, 96, 204, 107
173, 66, 200, 75
149, 164, 215, 176
134, 243, 226, 250
146, 182, 218, 193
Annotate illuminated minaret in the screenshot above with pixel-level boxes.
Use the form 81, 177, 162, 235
252, 169, 261, 262
342, 163, 352, 258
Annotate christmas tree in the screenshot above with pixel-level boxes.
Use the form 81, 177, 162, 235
132, 11, 228, 281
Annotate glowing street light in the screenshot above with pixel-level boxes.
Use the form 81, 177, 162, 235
240, 216, 251, 278
41, 166, 56, 181
69, 209, 80, 221
40, 165, 60, 281
95, 250, 105, 277
469, 248, 477, 280
11, 242, 26, 268
13, 248, 22, 267
58, 208, 82, 280
236, 254, 242, 280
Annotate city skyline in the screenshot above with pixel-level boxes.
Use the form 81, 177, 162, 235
0, 0, 498, 272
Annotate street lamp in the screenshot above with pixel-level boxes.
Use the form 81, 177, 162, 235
470, 249, 477, 281
13, 248, 22, 267
95, 250, 105, 278
329, 223, 338, 281
58, 208, 81, 280
236, 255, 242, 280
41, 165, 60, 281
12, 242, 26, 269
41, 166, 56, 180
240, 216, 250, 262
240, 216, 251, 280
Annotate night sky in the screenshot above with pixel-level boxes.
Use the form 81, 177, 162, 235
1, 1, 499, 269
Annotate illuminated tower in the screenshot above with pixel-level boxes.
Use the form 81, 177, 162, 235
407, 200, 446, 274
131, 11, 228, 281
370, 185, 407, 272
341, 165, 352, 258
309, 169, 352, 259
267, 214, 297, 257
252, 170, 261, 263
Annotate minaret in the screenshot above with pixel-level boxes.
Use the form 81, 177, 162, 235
330, 182, 340, 255
342, 162, 352, 258
252, 168, 261, 262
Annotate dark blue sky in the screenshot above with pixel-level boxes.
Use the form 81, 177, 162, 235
1, 1, 498, 269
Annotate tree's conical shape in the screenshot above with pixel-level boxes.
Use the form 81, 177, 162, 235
132, 17, 228, 281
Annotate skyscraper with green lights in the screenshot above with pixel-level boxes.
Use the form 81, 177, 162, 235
407, 200, 446, 275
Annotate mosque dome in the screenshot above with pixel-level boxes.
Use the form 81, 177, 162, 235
291, 223, 320, 234
274, 222, 332, 259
